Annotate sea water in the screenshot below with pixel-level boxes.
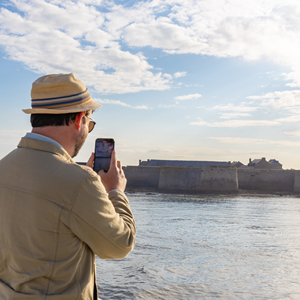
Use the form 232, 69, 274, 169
96, 193, 300, 299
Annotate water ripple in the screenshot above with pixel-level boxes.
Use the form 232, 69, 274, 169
97, 193, 300, 299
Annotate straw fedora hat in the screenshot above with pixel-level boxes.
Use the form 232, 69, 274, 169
23, 73, 101, 114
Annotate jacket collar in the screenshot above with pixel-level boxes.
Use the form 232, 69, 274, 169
18, 137, 74, 164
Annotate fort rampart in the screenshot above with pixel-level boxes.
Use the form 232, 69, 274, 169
237, 169, 296, 192
123, 166, 300, 194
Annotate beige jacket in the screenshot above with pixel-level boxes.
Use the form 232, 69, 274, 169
0, 137, 136, 299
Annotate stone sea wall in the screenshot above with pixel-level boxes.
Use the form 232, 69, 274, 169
124, 166, 161, 189
238, 169, 295, 192
123, 166, 300, 194
158, 166, 237, 193
124, 166, 238, 194
293, 170, 300, 193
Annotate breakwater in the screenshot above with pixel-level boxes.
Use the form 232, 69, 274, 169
123, 166, 300, 194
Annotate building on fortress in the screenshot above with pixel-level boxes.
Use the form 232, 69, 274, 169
247, 157, 282, 170
138, 159, 241, 168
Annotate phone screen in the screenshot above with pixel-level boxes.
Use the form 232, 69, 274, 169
94, 138, 114, 173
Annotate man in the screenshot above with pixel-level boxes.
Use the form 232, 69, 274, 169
0, 73, 136, 299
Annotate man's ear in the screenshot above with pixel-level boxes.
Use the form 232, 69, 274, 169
74, 111, 86, 130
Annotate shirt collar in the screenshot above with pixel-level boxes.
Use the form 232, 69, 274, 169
24, 132, 63, 149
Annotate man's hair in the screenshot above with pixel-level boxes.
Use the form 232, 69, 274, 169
31, 113, 79, 128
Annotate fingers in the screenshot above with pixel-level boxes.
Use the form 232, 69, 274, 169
97, 150, 127, 192
86, 153, 94, 169
110, 150, 123, 172
110, 149, 117, 168
117, 160, 122, 170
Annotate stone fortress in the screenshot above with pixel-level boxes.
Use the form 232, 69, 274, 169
123, 157, 300, 194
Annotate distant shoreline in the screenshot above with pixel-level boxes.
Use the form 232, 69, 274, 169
125, 187, 300, 197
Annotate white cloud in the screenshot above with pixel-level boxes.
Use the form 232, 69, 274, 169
190, 100, 300, 126
134, 105, 150, 110
219, 113, 252, 119
210, 103, 259, 119
175, 93, 202, 101
210, 137, 300, 147
1, 0, 300, 93
190, 119, 279, 127
147, 148, 175, 153
211, 103, 259, 112
284, 131, 300, 137
121, 0, 300, 87
163, 73, 173, 79
159, 104, 178, 108
96, 98, 150, 109
275, 115, 300, 123
123, 21, 207, 54
96, 99, 130, 107
0, 0, 171, 94
173, 71, 187, 78
247, 90, 300, 112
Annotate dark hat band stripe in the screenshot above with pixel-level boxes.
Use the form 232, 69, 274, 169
32, 94, 91, 108
32, 89, 89, 102
34, 97, 92, 109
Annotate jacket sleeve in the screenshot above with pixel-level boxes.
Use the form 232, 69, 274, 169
67, 174, 136, 259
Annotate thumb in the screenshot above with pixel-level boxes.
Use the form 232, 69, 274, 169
98, 169, 106, 177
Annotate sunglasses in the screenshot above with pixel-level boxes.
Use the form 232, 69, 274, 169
85, 115, 96, 133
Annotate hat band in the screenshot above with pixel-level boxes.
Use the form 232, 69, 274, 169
31, 89, 91, 109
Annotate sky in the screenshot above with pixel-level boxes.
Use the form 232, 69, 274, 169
1, 0, 300, 169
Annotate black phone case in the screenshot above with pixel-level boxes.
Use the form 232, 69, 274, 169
93, 138, 114, 173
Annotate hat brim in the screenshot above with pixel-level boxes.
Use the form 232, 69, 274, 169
23, 101, 102, 114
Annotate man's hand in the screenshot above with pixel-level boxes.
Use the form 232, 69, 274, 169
99, 150, 127, 192
86, 153, 94, 169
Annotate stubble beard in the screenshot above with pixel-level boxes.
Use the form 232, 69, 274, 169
72, 129, 87, 158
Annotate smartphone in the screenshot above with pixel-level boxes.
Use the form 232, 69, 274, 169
93, 138, 115, 173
